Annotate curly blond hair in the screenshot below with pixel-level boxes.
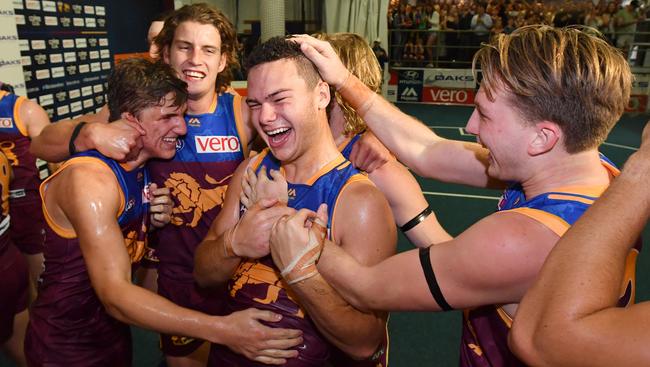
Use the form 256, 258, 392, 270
314, 32, 382, 136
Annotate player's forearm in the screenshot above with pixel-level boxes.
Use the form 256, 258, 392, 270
30, 119, 100, 162
291, 273, 385, 360
338, 76, 440, 173
194, 233, 242, 287
368, 161, 452, 246
100, 281, 225, 343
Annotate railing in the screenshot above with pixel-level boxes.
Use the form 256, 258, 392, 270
387, 28, 650, 70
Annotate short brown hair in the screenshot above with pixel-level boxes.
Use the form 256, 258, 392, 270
245, 36, 321, 89
314, 32, 382, 136
107, 58, 187, 121
473, 25, 632, 153
154, 3, 239, 93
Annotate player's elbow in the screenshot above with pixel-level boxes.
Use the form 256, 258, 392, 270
509, 317, 565, 367
340, 334, 383, 361
193, 267, 218, 288
95, 284, 131, 324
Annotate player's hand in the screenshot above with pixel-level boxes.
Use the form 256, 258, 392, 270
218, 308, 303, 365
231, 199, 296, 259
87, 119, 145, 162
241, 166, 289, 209
270, 204, 328, 284
290, 35, 350, 89
148, 183, 172, 228
350, 131, 393, 173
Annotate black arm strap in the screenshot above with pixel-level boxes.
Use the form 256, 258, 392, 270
419, 246, 453, 311
400, 206, 432, 232
68, 121, 87, 156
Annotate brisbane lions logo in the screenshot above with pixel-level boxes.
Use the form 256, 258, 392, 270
165, 172, 230, 227
230, 260, 305, 319
123, 224, 147, 263
0, 141, 18, 167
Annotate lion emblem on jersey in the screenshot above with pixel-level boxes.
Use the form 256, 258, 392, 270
0, 141, 19, 167
165, 172, 230, 227
124, 227, 146, 263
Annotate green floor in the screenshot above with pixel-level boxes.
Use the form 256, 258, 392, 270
3, 104, 648, 366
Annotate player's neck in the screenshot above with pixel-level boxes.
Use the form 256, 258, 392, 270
522, 149, 612, 199
186, 90, 217, 115
282, 132, 341, 184
329, 107, 349, 146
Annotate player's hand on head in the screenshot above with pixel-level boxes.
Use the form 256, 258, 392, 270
290, 35, 350, 89
220, 308, 302, 365
231, 199, 296, 259
89, 119, 145, 162
350, 131, 393, 173
148, 183, 172, 228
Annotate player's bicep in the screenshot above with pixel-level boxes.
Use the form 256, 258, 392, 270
431, 212, 558, 309
333, 180, 397, 266
20, 99, 52, 138
57, 166, 131, 291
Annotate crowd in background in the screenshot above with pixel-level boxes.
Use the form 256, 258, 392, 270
387, 0, 648, 67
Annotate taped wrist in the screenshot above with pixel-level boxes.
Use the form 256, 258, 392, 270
223, 224, 240, 258
281, 218, 327, 285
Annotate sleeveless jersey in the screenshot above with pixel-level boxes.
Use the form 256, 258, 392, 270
210, 149, 384, 367
459, 154, 641, 367
338, 133, 362, 161
148, 91, 247, 281
25, 151, 150, 366
0, 90, 42, 199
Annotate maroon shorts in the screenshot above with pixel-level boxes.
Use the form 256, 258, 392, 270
0, 242, 29, 343
9, 196, 46, 255
157, 274, 227, 356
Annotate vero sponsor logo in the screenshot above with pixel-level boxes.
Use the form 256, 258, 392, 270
195, 135, 241, 153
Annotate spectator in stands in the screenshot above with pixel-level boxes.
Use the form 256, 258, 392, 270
584, 4, 604, 30
425, 4, 441, 67
615, 0, 645, 55
372, 38, 389, 69
445, 6, 461, 61
471, 3, 493, 46
458, 3, 474, 63
601, 2, 619, 44
491, 16, 505, 35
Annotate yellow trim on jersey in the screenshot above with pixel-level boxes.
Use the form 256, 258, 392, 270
622, 248, 639, 306
330, 173, 371, 240
13, 95, 28, 137
508, 207, 570, 237
495, 306, 514, 328
545, 185, 609, 198
232, 92, 250, 158
0, 152, 10, 216
40, 156, 126, 239
208, 93, 218, 113
0, 91, 6, 100
336, 136, 353, 152
305, 154, 347, 186
547, 194, 595, 205
250, 148, 270, 171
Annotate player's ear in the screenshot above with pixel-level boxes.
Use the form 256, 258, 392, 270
317, 81, 330, 110
121, 111, 138, 123
529, 120, 560, 156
